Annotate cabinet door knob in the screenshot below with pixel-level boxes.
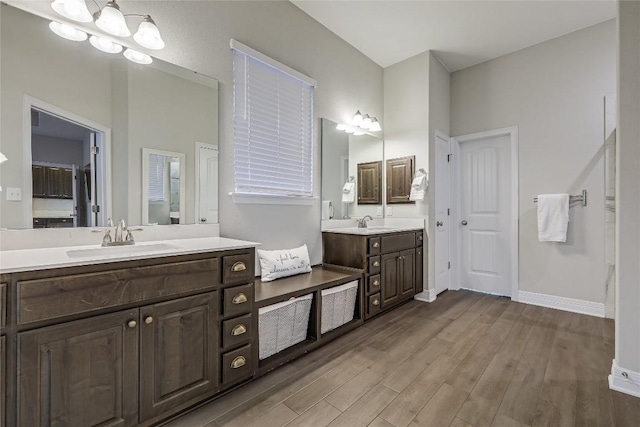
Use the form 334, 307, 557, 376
372, 242, 380, 248
144, 316, 153, 324
373, 261, 380, 267
373, 280, 380, 287
232, 293, 248, 304
127, 320, 137, 329
372, 298, 380, 306
231, 324, 247, 336
231, 356, 246, 369
232, 261, 247, 272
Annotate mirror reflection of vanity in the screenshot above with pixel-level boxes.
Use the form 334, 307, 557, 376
321, 119, 384, 220
0, 3, 219, 230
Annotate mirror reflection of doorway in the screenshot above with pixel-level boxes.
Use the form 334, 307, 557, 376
30, 107, 106, 228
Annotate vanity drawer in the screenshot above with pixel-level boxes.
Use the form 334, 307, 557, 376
222, 314, 252, 349
368, 275, 381, 294
223, 253, 254, 285
221, 344, 253, 386
368, 256, 381, 275
415, 231, 424, 246
16, 258, 220, 325
368, 237, 381, 255
368, 293, 381, 316
223, 284, 254, 318
381, 233, 416, 253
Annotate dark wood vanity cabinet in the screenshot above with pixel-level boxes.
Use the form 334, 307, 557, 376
323, 229, 424, 320
5, 248, 255, 427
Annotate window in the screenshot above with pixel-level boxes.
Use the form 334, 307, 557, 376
148, 153, 166, 202
231, 40, 316, 203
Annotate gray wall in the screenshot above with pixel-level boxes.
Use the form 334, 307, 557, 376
615, 1, 640, 377
32, 135, 85, 167
451, 20, 615, 304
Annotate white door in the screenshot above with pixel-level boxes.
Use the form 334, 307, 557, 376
459, 133, 513, 296
196, 143, 219, 224
435, 133, 451, 294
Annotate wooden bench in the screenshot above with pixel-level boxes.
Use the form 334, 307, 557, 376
254, 264, 363, 375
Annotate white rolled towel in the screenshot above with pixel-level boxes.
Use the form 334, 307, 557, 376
342, 182, 355, 203
409, 174, 428, 201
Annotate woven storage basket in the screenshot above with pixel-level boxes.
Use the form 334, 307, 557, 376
258, 293, 313, 360
320, 280, 358, 334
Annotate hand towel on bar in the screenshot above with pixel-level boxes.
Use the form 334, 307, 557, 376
409, 174, 428, 201
342, 182, 355, 203
321, 200, 333, 220
537, 194, 570, 242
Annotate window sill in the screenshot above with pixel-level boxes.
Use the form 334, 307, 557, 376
230, 192, 317, 206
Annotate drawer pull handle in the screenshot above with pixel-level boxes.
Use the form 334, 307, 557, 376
144, 316, 154, 324
232, 324, 247, 336
373, 242, 380, 248
127, 320, 137, 329
373, 280, 380, 287
232, 293, 248, 304
232, 261, 247, 272
418, 235, 423, 241
373, 261, 380, 267
372, 299, 380, 306
231, 356, 246, 369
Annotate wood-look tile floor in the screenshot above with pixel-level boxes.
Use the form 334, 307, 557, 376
163, 290, 640, 427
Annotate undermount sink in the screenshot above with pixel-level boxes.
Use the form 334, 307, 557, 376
66, 242, 180, 258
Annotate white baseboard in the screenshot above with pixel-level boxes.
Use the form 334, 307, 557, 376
609, 359, 640, 398
414, 289, 437, 303
518, 290, 605, 318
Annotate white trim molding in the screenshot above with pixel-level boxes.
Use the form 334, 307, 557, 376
414, 289, 437, 303
518, 290, 605, 318
609, 359, 640, 398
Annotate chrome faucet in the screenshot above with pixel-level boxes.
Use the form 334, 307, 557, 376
357, 215, 373, 228
93, 218, 142, 246
114, 219, 126, 243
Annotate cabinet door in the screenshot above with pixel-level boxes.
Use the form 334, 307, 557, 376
381, 252, 399, 309
399, 249, 416, 300
386, 156, 415, 204
61, 168, 74, 198
18, 309, 139, 427
357, 161, 382, 204
1, 336, 5, 427
139, 292, 219, 421
32, 165, 46, 197
46, 167, 64, 198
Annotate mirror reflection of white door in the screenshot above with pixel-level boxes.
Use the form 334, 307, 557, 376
435, 133, 452, 294
196, 142, 219, 224
459, 132, 514, 296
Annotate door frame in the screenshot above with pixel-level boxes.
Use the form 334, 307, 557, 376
23, 95, 112, 228
194, 142, 219, 224
434, 130, 453, 296
451, 126, 519, 300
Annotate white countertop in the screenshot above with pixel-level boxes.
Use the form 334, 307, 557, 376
0, 237, 259, 274
323, 226, 423, 235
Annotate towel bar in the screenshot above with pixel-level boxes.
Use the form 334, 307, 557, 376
533, 190, 587, 207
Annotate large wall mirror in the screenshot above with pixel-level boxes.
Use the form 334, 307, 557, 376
321, 119, 384, 220
0, 3, 219, 230
142, 148, 186, 226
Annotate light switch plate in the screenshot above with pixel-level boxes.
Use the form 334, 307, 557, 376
386, 206, 393, 216
6, 187, 22, 201
376, 207, 382, 216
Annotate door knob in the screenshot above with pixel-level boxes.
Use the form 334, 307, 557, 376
461, 220, 468, 226
200, 218, 207, 222
436, 221, 444, 227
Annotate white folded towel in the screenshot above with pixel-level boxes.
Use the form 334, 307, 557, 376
409, 174, 428, 202
342, 182, 355, 203
321, 200, 333, 220
537, 194, 570, 242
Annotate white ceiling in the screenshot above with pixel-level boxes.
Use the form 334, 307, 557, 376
291, 0, 616, 71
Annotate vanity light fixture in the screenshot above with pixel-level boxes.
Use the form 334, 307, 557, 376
335, 110, 382, 135
89, 35, 122, 53
124, 48, 153, 65
49, 0, 165, 58
0, 152, 7, 164
49, 21, 88, 41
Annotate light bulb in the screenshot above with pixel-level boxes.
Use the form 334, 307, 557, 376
0, 152, 7, 164
51, 0, 93, 23
353, 130, 365, 136
95, 1, 130, 37
336, 123, 346, 131
89, 35, 123, 54
134, 16, 165, 50
124, 48, 153, 65
362, 114, 372, 129
352, 110, 363, 126
344, 126, 355, 134
369, 118, 382, 132
49, 21, 88, 42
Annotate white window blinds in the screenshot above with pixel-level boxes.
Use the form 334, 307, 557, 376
232, 40, 316, 199
148, 154, 166, 202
